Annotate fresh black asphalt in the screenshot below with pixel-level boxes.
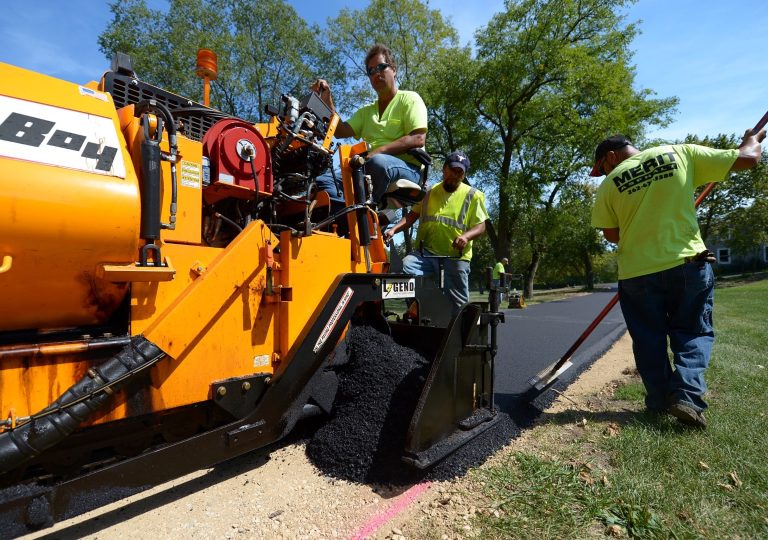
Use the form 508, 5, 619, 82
308, 287, 628, 482
494, 286, 626, 411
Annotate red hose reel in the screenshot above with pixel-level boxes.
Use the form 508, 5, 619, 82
202, 118, 273, 204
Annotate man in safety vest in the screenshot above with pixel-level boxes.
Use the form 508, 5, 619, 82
383, 151, 488, 313
492, 257, 509, 301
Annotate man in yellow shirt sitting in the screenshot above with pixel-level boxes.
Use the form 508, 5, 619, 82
310, 43, 428, 210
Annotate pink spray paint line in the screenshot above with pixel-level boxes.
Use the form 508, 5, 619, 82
349, 481, 432, 540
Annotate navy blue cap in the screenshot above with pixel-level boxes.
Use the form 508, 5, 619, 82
445, 151, 470, 173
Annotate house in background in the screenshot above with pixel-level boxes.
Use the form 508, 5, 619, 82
707, 232, 768, 274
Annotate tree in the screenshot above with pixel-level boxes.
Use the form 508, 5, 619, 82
98, 0, 339, 121
723, 200, 768, 263
541, 181, 605, 289
463, 0, 676, 294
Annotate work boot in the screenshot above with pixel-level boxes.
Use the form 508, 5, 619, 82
668, 402, 707, 429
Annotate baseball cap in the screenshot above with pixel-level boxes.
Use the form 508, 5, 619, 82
445, 151, 470, 173
590, 135, 633, 176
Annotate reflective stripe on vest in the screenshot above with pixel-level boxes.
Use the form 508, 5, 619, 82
421, 186, 477, 232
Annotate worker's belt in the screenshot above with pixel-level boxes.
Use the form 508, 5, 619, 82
684, 250, 716, 264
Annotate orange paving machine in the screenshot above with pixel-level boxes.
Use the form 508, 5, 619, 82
0, 52, 503, 535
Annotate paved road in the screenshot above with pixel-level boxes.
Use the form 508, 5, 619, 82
494, 287, 626, 412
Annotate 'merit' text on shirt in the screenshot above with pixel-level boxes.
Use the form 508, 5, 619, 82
613, 151, 679, 194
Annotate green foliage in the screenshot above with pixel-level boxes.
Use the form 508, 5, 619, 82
461, 0, 676, 292
323, 0, 459, 117
593, 250, 618, 283
98, 0, 339, 120
529, 180, 605, 288
724, 199, 768, 259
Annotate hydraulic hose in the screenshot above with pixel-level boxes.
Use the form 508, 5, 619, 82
351, 155, 371, 247
135, 100, 178, 232
0, 336, 165, 474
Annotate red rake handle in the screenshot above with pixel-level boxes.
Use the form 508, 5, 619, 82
546, 110, 768, 379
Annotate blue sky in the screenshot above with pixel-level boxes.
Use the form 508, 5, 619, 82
1, 1, 766, 142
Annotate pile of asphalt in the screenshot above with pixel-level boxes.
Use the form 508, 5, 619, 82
306, 325, 524, 484
306, 325, 428, 484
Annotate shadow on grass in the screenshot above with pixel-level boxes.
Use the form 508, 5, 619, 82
533, 407, 701, 435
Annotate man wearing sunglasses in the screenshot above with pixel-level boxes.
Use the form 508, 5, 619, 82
590, 129, 765, 429
310, 43, 428, 214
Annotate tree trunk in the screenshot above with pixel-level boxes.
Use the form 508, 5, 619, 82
524, 250, 542, 299
582, 249, 594, 290
496, 146, 514, 261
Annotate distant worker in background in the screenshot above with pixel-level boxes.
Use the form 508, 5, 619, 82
310, 43, 428, 218
590, 129, 765, 429
384, 151, 488, 314
492, 257, 509, 299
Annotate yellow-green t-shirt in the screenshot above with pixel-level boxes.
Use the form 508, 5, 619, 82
347, 90, 427, 167
492, 262, 505, 279
591, 144, 738, 280
413, 182, 489, 262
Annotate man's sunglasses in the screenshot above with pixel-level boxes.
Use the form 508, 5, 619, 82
366, 63, 390, 76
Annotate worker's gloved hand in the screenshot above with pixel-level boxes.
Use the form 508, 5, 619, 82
452, 234, 469, 251
310, 79, 330, 95
687, 250, 716, 263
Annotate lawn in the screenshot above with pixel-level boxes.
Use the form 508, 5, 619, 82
461, 279, 768, 539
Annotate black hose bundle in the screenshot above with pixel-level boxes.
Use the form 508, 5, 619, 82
0, 336, 165, 474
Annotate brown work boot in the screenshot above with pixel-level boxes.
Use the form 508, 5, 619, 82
668, 402, 707, 429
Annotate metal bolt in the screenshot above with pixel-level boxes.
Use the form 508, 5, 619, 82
216, 386, 227, 397
242, 381, 251, 392
264, 377, 272, 385
373, 278, 381, 287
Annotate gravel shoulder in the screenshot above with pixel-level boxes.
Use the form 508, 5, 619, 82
26, 335, 635, 540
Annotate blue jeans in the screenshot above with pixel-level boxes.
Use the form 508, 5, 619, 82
491, 278, 505, 301
403, 249, 470, 315
314, 167, 345, 205
315, 154, 421, 205
618, 262, 715, 412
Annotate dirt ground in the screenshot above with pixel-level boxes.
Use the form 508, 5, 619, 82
27, 334, 636, 540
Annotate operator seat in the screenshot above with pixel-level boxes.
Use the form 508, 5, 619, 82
380, 148, 432, 210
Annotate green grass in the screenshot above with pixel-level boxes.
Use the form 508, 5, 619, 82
463, 280, 768, 539
613, 380, 645, 402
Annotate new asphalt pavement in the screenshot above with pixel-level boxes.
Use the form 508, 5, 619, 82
494, 286, 626, 412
